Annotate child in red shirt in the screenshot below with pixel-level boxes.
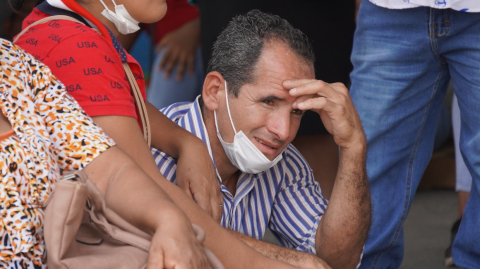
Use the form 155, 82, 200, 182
15, 1, 224, 224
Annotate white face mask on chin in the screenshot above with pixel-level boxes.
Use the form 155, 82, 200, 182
99, 0, 140, 35
214, 81, 283, 174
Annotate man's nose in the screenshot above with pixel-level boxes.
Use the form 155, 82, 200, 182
268, 112, 290, 142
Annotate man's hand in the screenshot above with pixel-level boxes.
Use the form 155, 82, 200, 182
285, 80, 366, 150
285, 80, 370, 269
157, 18, 200, 81
176, 140, 224, 223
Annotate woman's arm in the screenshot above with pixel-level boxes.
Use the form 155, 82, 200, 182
82, 146, 209, 269
91, 115, 297, 269
147, 101, 223, 222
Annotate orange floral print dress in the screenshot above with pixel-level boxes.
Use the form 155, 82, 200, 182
0, 39, 115, 268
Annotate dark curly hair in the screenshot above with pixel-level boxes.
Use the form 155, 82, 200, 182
207, 9, 315, 97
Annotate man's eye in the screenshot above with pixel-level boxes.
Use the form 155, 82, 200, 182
292, 109, 303, 116
263, 100, 274, 106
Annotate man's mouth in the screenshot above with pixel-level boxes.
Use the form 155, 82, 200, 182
255, 138, 278, 150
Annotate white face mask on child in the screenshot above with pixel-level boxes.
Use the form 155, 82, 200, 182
214, 81, 283, 174
99, 0, 140, 35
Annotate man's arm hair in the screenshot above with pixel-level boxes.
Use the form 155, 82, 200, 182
316, 145, 371, 269
228, 230, 331, 269
284, 79, 371, 269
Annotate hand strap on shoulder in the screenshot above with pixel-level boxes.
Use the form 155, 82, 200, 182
14, 15, 151, 146
13, 15, 80, 43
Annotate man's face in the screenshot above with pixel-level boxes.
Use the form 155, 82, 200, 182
216, 41, 315, 161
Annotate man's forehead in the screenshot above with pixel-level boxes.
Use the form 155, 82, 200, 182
255, 41, 314, 82
240, 41, 313, 96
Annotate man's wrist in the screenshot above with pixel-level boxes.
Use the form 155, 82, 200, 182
339, 134, 367, 156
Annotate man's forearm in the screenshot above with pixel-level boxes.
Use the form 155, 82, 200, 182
316, 144, 371, 269
229, 230, 330, 269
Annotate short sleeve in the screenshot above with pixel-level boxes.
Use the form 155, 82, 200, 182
40, 31, 137, 118
152, 148, 178, 183
269, 146, 328, 254
31, 58, 116, 171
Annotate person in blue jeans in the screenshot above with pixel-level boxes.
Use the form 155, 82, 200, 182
350, 1, 480, 268
146, 0, 204, 110
148, 44, 204, 109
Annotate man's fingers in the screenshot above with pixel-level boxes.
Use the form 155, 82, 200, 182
290, 81, 350, 106
292, 94, 314, 109
283, 79, 317, 89
289, 80, 336, 97
193, 192, 214, 218
330, 82, 349, 95
177, 181, 194, 199
297, 96, 336, 112
211, 195, 224, 223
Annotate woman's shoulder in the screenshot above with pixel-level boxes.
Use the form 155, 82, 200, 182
1, 39, 57, 101
1, 39, 38, 90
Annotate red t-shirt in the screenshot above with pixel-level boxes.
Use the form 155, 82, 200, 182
151, 0, 199, 44
15, 8, 146, 123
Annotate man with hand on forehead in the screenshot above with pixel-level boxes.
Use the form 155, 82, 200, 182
153, 10, 371, 269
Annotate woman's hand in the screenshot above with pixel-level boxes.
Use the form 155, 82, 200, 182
157, 18, 200, 81
176, 140, 224, 223
147, 213, 211, 269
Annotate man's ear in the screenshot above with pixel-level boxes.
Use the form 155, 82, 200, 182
202, 71, 224, 111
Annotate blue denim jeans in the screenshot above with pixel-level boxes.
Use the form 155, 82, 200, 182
147, 46, 204, 110
350, 1, 480, 268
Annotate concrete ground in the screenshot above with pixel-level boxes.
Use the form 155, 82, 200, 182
263, 190, 458, 269
400, 190, 457, 269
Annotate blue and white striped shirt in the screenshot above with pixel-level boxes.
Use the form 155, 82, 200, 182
369, 0, 479, 12
152, 97, 328, 253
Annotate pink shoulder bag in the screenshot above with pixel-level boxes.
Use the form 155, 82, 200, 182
44, 171, 224, 269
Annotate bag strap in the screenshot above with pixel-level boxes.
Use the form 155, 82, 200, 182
123, 62, 151, 145
13, 15, 79, 43
14, 15, 151, 146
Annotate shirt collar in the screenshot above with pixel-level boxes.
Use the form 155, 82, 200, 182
46, 0, 72, 12
43, 0, 92, 27
178, 96, 260, 189
177, 96, 217, 168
